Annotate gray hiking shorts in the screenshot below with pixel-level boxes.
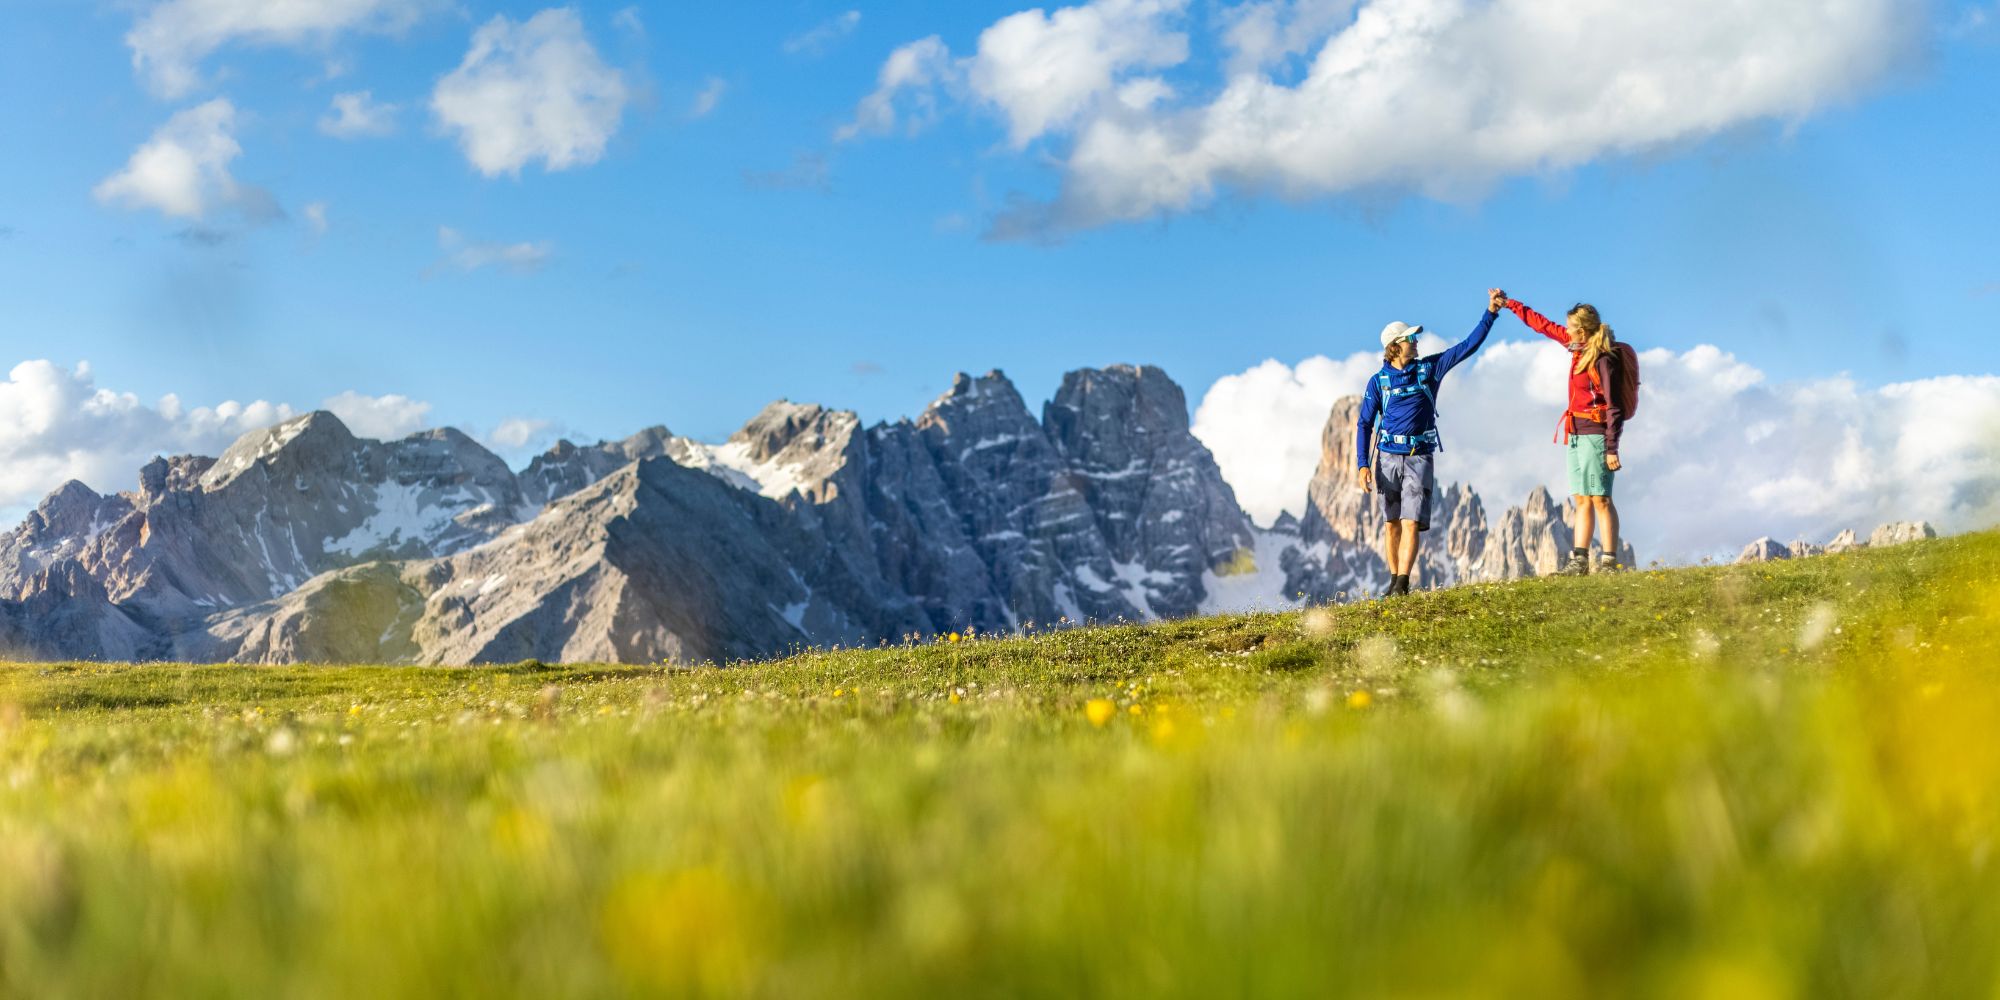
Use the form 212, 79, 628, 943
1375, 452, 1436, 531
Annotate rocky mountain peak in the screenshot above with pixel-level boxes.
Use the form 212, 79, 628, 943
199, 410, 359, 490
730, 401, 858, 466
920, 370, 1035, 434
31, 481, 104, 531
1044, 363, 1190, 456
616, 425, 674, 458
138, 454, 216, 500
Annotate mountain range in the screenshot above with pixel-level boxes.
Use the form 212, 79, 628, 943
0, 364, 1922, 665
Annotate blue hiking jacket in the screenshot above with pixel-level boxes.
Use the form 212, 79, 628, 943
1354, 308, 1497, 465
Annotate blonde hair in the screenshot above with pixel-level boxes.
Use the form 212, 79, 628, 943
1568, 303, 1615, 374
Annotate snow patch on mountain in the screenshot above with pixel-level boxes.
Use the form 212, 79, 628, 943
326, 482, 485, 558
1199, 527, 1306, 616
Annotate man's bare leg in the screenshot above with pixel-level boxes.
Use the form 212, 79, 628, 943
1383, 521, 1403, 577
1572, 495, 1595, 552
1397, 520, 1421, 582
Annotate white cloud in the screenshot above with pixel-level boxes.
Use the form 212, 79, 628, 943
319, 90, 397, 138
93, 99, 243, 220
967, 0, 1188, 148
431, 9, 629, 177
487, 418, 552, 450
836, 1, 1187, 146
613, 6, 645, 37
1218, 0, 1358, 76
836, 36, 955, 141
431, 226, 552, 275
849, 0, 1919, 236
302, 201, 328, 235
784, 10, 861, 56
1193, 334, 2000, 562
0, 360, 294, 518
126, 0, 438, 99
321, 390, 430, 440
691, 76, 728, 119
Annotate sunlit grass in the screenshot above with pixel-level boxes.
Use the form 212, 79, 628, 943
3, 532, 1998, 997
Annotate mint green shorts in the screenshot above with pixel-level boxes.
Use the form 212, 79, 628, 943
1567, 434, 1615, 497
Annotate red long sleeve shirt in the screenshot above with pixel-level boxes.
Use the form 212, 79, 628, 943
1504, 300, 1623, 455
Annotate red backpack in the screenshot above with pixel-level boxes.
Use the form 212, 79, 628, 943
1590, 343, 1642, 420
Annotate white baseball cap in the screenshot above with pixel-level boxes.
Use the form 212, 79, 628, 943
1379, 321, 1423, 348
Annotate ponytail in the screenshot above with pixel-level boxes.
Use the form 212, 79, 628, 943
1571, 306, 1615, 374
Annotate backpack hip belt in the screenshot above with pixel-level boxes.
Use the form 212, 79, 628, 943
1378, 427, 1441, 450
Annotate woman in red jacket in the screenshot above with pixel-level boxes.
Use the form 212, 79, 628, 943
1501, 298, 1624, 575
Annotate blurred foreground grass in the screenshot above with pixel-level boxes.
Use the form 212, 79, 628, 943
4, 532, 1999, 998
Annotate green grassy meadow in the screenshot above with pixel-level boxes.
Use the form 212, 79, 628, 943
4, 532, 1999, 998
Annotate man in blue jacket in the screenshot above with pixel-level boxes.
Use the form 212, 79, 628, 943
1356, 287, 1503, 597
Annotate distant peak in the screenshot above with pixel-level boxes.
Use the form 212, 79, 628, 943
42, 479, 101, 506
200, 409, 359, 489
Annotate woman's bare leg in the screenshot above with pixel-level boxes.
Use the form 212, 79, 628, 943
1595, 497, 1620, 561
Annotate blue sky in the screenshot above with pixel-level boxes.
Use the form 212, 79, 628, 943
1, 0, 1997, 547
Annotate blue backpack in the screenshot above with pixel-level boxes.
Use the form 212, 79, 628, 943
1375, 362, 1440, 451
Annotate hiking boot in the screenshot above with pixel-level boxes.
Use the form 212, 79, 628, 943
1596, 554, 1622, 574
1558, 551, 1590, 577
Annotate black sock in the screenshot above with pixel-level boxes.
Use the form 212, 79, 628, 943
1572, 547, 1588, 558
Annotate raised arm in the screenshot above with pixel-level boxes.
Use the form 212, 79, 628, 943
1505, 298, 1571, 346
1432, 303, 1499, 377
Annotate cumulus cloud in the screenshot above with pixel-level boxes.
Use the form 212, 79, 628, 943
837, 0, 1187, 145
968, 0, 1188, 148
319, 90, 397, 138
784, 10, 861, 56
126, 0, 438, 99
847, 0, 1919, 237
1193, 332, 2000, 561
429, 226, 552, 275
302, 201, 329, 235
690, 76, 728, 119
321, 390, 430, 440
0, 360, 294, 518
431, 8, 629, 177
93, 99, 246, 220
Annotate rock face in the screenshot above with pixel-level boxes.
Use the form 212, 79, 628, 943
1725, 521, 1941, 567
1737, 538, 1790, 564
0, 368, 1950, 665
0, 366, 1260, 663
1870, 521, 1937, 548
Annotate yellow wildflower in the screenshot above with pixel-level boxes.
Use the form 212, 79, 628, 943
1085, 698, 1116, 727
1348, 690, 1373, 710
